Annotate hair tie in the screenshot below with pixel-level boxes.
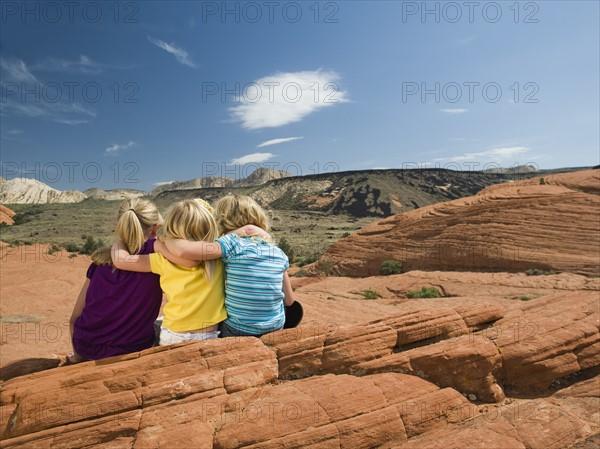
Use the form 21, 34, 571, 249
128, 208, 136, 212
194, 198, 215, 216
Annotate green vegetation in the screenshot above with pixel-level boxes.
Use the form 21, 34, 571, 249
317, 260, 335, 276
407, 287, 442, 299
525, 268, 558, 276
296, 253, 320, 267
363, 289, 380, 299
539, 177, 546, 185
12, 208, 43, 225
379, 260, 402, 275
47, 243, 62, 255
295, 269, 308, 277
0, 203, 373, 265
519, 295, 535, 301
277, 237, 295, 262
62, 235, 106, 255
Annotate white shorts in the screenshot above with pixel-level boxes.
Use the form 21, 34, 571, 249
159, 326, 220, 346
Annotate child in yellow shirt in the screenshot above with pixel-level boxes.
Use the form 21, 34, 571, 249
112, 199, 227, 344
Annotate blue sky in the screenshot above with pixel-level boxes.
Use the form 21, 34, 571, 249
1, 1, 598, 191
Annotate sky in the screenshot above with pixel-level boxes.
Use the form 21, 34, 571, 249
1, 0, 599, 191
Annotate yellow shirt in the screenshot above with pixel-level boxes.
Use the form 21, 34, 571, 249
149, 253, 227, 332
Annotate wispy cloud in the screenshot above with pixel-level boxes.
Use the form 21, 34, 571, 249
0, 57, 96, 125
147, 36, 196, 68
433, 146, 530, 162
257, 137, 303, 148
440, 108, 468, 114
448, 137, 478, 142
154, 181, 175, 186
105, 141, 136, 156
229, 70, 349, 130
454, 36, 475, 46
0, 57, 37, 82
6, 129, 23, 135
230, 152, 275, 164
31, 55, 111, 74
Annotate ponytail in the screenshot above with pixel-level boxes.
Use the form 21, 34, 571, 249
116, 209, 146, 255
92, 198, 162, 266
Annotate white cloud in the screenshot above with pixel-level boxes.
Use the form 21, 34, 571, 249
440, 108, 468, 114
230, 152, 275, 164
105, 141, 136, 156
0, 57, 38, 82
229, 70, 349, 130
454, 36, 475, 46
147, 36, 196, 68
257, 137, 303, 148
31, 55, 107, 74
154, 181, 175, 186
6, 129, 23, 135
56, 119, 90, 125
433, 146, 530, 163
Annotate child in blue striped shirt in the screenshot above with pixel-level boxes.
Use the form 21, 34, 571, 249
161, 195, 295, 337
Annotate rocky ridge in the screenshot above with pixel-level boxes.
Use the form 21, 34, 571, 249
0, 178, 86, 205
316, 169, 600, 275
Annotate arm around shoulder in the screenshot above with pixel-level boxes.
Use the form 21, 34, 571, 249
162, 238, 222, 261
110, 241, 152, 272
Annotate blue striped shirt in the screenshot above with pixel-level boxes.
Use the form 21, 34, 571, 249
218, 234, 289, 335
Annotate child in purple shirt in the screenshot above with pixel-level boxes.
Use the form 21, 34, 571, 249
68, 198, 192, 362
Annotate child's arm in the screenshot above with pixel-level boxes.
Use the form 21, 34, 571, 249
162, 238, 222, 261
111, 241, 152, 272
282, 271, 295, 306
69, 279, 90, 342
153, 239, 198, 268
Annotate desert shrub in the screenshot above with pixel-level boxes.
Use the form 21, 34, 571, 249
379, 260, 402, 275
519, 295, 534, 301
278, 237, 295, 262
63, 242, 80, 253
341, 232, 351, 238
47, 243, 62, 255
317, 260, 335, 276
525, 268, 558, 276
80, 235, 105, 255
12, 208, 42, 226
297, 253, 320, 267
407, 287, 441, 299
539, 177, 546, 185
295, 269, 308, 277
363, 289, 379, 299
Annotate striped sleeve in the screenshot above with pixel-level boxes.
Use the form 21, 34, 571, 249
217, 234, 241, 263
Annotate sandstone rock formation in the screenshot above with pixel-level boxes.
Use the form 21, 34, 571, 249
0, 205, 15, 225
83, 188, 146, 201
1, 248, 598, 447
317, 169, 600, 275
151, 168, 292, 195
0, 178, 86, 204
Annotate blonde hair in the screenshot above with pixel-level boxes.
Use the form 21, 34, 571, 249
92, 198, 162, 266
215, 195, 269, 234
162, 199, 219, 279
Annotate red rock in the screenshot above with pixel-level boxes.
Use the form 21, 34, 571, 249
0, 204, 15, 225
317, 169, 600, 276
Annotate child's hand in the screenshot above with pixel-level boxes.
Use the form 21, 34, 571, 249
231, 225, 272, 241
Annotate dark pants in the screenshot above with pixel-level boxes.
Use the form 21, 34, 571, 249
219, 320, 281, 338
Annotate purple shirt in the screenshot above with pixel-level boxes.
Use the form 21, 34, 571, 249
73, 239, 162, 360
